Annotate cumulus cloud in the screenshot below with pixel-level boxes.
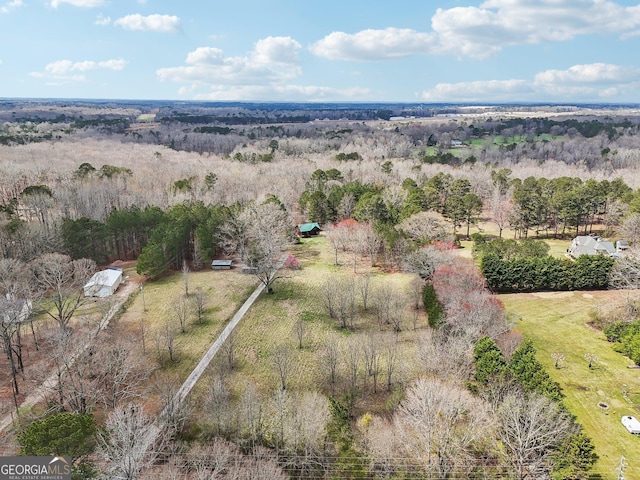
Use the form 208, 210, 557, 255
534, 63, 640, 85
157, 36, 302, 86
310, 28, 436, 61
114, 14, 181, 33
422, 79, 531, 102
158, 36, 369, 100
31, 58, 127, 85
311, 0, 640, 61
44, 59, 127, 74
1, 0, 24, 14
421, 63, 640, 102
50, 0, 105, 7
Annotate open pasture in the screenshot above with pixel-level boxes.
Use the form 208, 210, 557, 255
502, 290, 640, 478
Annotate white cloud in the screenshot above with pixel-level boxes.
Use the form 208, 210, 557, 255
310, 28, 436, 61
422, 79, 532, 102
32, 58, 128, 85
157, 36, 302, 87
95, 13, 111, 26
114, 14, 181, 33
43, 58, 127, 74
1, 0, 24, 14
50, 0, 105, 8
311, 1, 640, 61
158, 36, 368, 101
534, 63, 640, 86
421, 63, 640, 101
432, 0, 640, 58
185, 47, 225, 65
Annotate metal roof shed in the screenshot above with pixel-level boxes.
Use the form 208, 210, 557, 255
84, 268, 123, 297
212, 259, 233, 270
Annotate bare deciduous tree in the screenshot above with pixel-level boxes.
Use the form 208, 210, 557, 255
238, 382, 264, 446
191, 287, 207, 324
272, 344, 294, 390
0, 258, 33, 404
491, 190, 515, 238
181, 260, 190, 296
221, 330, 237, 371
383, 333, 399, 391
396, 377, 491, 478
154, 318, 177, 365
97, 403, 165, 480
362, 334, 382, 393
95, 339, 152, 409
357, 272, 373, 311
344, 336, 361, 395
497, 393, 572, 480
171, 295, 190, 333
320, 276, 355, 329
30, 253, 96, 333
206, 376, 232, 435
620, 213, 640, 246
320, 334, 340, 395
373, 282, 406, 333
402, 246, 453, 281
397, 211, 451, 246
293, 317, 307, 349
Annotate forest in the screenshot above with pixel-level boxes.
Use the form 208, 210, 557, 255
2, 100, 640, 479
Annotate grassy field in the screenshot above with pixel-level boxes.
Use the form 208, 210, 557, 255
112, 236, 427, 421
191, 235, 427, 415
114, 264, 260, 411
502, 290, 640, 479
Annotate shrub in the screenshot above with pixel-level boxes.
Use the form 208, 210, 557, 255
284, 254, 300, 270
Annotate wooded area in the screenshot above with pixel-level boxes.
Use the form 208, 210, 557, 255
2, 100, 640, 478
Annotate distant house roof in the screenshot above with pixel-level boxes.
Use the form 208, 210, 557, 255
85, 269, 122, 289
569, 236, 615, 258
297, 222, 321, 233
1, 296, 32, 324
212, 260, 233, 267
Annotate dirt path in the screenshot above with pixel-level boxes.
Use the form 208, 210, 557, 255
0, 280, 140, 434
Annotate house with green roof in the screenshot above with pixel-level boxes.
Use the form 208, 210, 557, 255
296, 222, 322, 237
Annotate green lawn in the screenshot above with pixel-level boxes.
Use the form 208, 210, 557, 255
195, 235, 426, 411
502, 290, 640, 479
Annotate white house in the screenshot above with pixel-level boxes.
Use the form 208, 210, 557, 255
1, 295, 32, 324
568, 235, 615, 258
622, 415, 640, 434
84, 268, 123, 297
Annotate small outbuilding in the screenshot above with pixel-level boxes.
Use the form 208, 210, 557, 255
617, 239, 631, 253
622, 415, 640, 435
84, 268, 123, 298
296, 222, 322, 237
212, 259, 233, 270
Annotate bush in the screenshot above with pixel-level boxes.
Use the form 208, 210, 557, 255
422, 283, 444, 328
284, 254, 301, 270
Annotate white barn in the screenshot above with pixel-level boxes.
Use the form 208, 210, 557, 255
84, 268, 123, 298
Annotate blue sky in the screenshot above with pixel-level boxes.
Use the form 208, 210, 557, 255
1, 0, 640, 102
